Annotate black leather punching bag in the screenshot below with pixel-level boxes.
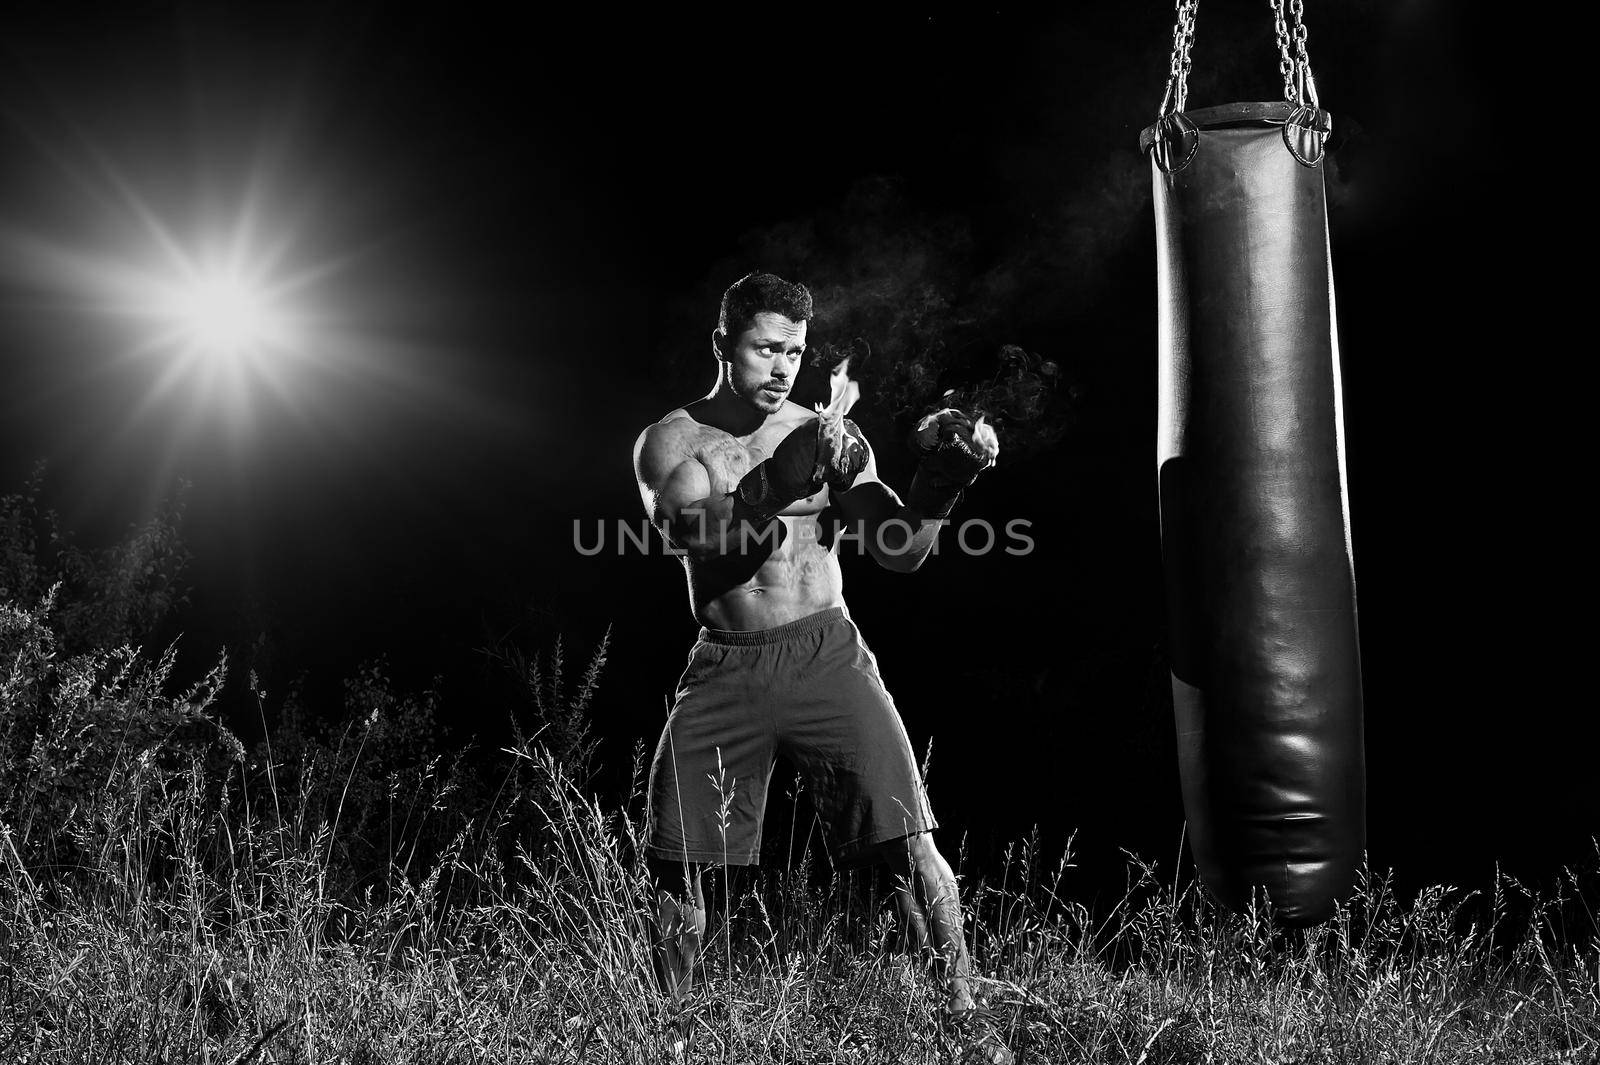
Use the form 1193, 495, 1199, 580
1141, 5, 1365, 927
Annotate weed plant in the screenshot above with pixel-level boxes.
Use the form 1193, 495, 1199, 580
2, 556, 1597, 1061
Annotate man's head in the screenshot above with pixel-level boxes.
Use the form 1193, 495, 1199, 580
713, 272, 814, 415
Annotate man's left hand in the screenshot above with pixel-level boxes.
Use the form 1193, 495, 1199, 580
911, 409, 998, 489
905, 408, 1000, 520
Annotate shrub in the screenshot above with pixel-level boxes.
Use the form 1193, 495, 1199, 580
0, 584, 241, 879
0, 462, 191, 655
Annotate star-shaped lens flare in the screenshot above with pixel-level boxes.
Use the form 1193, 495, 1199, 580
162, 271, 284, 361
0, 112, 498, 487
0, 156, 339, 448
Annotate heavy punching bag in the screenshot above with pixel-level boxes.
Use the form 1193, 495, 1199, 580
1140, 0, 1365, 926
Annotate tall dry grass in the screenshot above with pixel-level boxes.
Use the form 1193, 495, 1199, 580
2, 586, 1597, 1063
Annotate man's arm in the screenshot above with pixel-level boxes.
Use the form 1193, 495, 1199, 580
831, 445, 944, 574
833, 411, 996, 574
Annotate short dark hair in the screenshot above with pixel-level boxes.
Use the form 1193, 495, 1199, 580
717, 272, 813, 342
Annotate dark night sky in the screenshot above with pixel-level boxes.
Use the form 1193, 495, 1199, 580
1, 2, 1589, 896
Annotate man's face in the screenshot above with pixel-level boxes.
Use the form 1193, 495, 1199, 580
721, 311, 807, 415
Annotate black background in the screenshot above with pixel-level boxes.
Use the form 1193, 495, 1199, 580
1, 2, 1589, 900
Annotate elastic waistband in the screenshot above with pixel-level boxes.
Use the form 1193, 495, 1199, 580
697, 607, 847, 646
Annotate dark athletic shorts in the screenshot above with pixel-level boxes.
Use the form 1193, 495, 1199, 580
645, 607, 937, 867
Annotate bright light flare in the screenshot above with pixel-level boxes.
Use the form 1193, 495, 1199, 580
154, 266, 294, 363
171, 276, 272, 356
0, 88, 521, 516
1, 188, 322, 428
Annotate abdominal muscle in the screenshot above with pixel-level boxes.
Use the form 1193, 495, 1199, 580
686, 505, 844, 632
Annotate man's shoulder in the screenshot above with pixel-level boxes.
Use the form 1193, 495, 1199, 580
634, 409, 705, 479
637, 408, 697, 447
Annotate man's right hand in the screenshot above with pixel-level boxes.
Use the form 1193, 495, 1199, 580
731, 418, 829, 523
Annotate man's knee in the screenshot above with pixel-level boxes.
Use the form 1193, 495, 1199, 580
655, 890, 707, 941
662, 894, 707, 938
649, 856, 702, 890
871, 831, 940, 876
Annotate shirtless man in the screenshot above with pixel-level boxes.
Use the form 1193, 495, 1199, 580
633, 272, 1010, 1063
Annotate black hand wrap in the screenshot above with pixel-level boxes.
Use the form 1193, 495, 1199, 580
728, 419, 825, 526
905, 466, 966, 520
906, 413, 989, 520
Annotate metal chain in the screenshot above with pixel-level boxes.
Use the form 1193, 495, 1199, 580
1272, 0, 1298, 104
1160, 0, 1199, 116
1289, 0, 1317, 107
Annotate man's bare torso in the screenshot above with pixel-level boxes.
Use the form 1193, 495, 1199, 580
647, 398, 844, 631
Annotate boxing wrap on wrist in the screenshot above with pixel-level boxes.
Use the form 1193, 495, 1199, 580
728, 420, 826, 526
905, 466, 965, 520
905, 409, 993, 521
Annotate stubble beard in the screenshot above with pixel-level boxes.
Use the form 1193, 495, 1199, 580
732, 373, 785, 416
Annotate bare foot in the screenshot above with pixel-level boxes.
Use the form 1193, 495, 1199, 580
948, 1004, 1015, 1065
947, 976, 977, 1015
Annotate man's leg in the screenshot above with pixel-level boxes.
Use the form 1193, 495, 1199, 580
881, 833, 1014, 1064
649, 858, 707, 1003
891, 876, 932, 956
880, 833, 974, 1010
